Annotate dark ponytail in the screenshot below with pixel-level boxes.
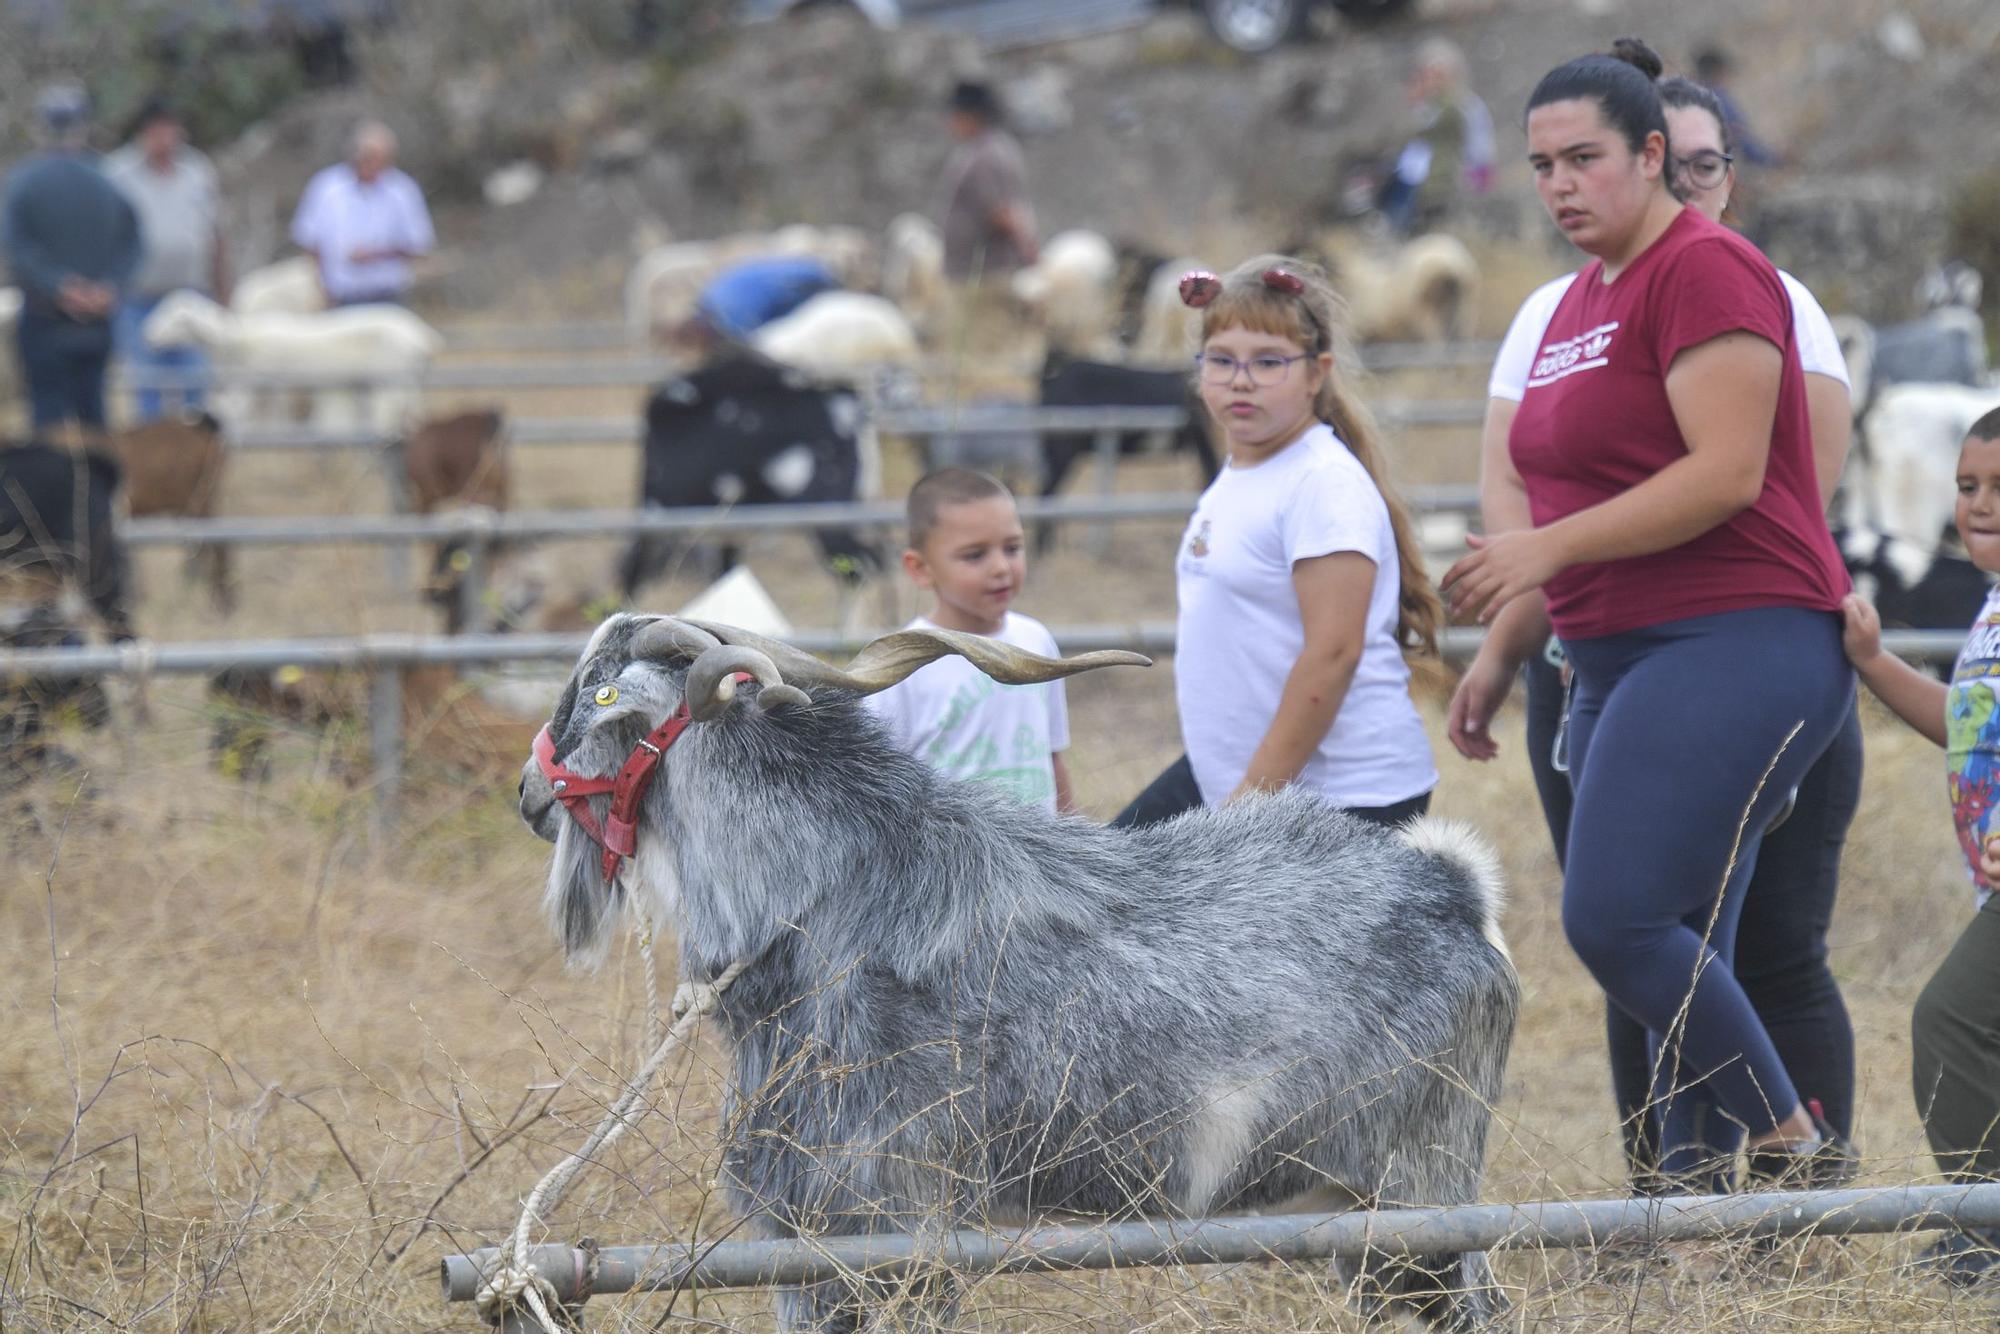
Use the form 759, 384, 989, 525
1525, 36, 1669, 157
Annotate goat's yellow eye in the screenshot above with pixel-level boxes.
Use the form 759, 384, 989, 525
593, 685, 619, 706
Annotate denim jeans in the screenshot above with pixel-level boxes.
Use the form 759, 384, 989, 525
17, 306, 114, 433
115, 292, 210, 422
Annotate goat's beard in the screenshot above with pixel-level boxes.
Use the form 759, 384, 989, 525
545, 818, 684, 969
546, 821, 619, 967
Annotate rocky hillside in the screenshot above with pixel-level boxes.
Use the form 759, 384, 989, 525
32, 0, 1999, 322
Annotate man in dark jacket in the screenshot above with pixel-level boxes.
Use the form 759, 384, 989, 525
2, 83, 143, 442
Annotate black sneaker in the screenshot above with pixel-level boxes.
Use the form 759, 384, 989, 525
1744, 1101, 1859, 1191
1912, 1227, 2000, 1289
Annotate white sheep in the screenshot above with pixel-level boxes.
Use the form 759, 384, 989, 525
768, 223, 878, 290
1127, 255, 1206, 369
1314, 230, 1479, 345
1011, 228, 1119, 355
749, 290, 920, 378
231, 256, 326, 316
144, 291, 444, 435
624, 230, 798, 345
882, 212, 946, 329
1846, 380, 2000, 568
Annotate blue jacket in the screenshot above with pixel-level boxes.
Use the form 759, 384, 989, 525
3, 150, 143, 311
697, 256, 841, 340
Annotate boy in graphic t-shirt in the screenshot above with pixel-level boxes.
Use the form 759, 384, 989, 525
1842, 406, 2000, 1283
864, 469, 1074, 813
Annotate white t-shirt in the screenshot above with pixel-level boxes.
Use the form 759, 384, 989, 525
1487, 268, 1849, 402
289, 163, 436, 302
1174, 423, 1438, 809
863, 612, 1070, 813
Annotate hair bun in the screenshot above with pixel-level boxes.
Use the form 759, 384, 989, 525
1606, 37, 1663, 80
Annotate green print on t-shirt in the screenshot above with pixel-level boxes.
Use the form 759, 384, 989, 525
920, 676, 1052, 804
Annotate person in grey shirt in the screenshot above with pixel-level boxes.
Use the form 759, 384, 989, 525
2, 83, 141, 442
105, 97, 230, 421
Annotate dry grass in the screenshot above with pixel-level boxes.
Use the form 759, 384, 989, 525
2, 671, 1993, 1329
7, 262, 1995, 1329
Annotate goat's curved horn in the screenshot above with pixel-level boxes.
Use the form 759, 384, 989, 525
630, 616, 723, 662
831, 628, 1148, 696
683, 644, 809, 721
675, 619, 1148, 696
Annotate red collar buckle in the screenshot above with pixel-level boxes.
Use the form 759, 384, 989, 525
534, 700, 696, 883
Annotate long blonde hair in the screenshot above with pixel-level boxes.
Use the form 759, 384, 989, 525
1197, 254, 1442, 656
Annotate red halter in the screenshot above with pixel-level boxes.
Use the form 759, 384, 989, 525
533, 701, 696, 883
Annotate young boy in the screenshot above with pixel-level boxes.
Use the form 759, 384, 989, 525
1843, 405, 2000, 1283
864, 469, 1075, 813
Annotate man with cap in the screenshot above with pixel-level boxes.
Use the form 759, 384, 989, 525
2, 83, 142, 442
105, 97, 230, 421
936, 80, 1037, 283
290, 119, 435, 306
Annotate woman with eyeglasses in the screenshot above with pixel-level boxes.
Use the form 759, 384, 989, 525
1467, 75, 1864, 1197
1444, 38, 1856, 1192
1113, 256, 1441, 830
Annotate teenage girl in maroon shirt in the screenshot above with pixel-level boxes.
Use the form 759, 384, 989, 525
1444, 38, 1853, 1188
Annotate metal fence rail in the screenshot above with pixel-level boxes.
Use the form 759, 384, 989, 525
115, 338, 1502, 385
118, 490, 1481, 548
210, 400, 1486, 453
439, 1182, 2000, 1324
1, 626, 1967, 841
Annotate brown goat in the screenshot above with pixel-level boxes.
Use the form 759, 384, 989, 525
402, 407, 508, 514
399, 408, 520, 632
207, 659, 540, 786
109, 410, 234, 614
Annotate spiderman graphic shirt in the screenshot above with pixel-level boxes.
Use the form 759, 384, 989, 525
1947, 587, 2000, 904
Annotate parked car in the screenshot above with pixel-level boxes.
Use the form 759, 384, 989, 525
738, 0, 1412, 54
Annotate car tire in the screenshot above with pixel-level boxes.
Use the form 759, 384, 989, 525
1328, 0, 1413, 23
1202, 0, 1307, 53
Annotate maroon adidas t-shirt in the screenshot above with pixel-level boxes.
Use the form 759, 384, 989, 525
1509, 207, 1849, 640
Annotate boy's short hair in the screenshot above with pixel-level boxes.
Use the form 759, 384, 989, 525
907, 468, 1013, 548
1970, 407, 2000, 444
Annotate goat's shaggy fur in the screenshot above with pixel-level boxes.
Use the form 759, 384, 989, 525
520, 616, 1519, 1330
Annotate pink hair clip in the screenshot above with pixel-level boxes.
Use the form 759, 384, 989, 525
1261, 267, 1305, 296
1178, 270, 1221, 309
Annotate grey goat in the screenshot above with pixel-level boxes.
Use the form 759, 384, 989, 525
518, 614, 1520, 1330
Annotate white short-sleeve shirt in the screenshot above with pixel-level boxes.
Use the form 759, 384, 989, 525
1488, 268, 1849, 402
289, 163, 436, 302
863, 612, 1070, 813
1174, 423, 1438, 809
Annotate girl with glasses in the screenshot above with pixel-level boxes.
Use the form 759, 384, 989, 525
1113, 257, 1441, 830
1445, 38, 1855, 1194
1470, 71, 1864, 1197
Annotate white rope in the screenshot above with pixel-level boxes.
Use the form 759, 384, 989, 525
478, 899, 747, 1331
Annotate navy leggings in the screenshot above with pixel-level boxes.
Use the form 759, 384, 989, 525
1560, 607, 1852, 1182
1524, 650, 1862, 1188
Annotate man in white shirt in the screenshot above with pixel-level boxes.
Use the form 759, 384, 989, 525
289, 120, 434, 306
106, 98, 230, 421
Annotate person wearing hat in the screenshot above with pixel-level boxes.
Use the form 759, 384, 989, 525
2, 82, 142, 442
936, 80, 1037, 283
105, 97, 230, 422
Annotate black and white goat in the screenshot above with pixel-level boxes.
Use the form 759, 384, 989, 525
518, 615, 1518, 1331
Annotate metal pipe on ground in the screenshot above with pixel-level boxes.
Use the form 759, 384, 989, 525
441, 1182, 2000, 1308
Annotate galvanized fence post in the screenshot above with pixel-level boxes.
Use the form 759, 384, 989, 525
368, 653, 404, 843
379, 428, 411, 604
1089, 428, 1120, 556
